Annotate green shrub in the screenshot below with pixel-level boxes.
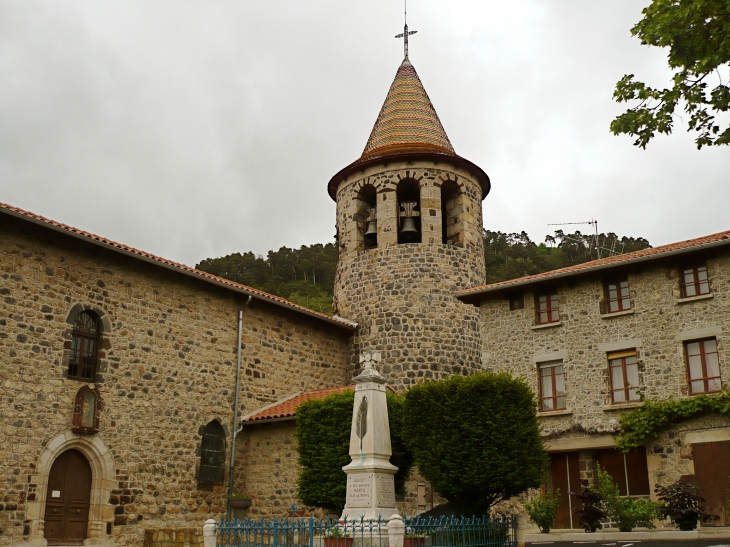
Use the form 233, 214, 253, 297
402, 372, 547, 515
596, 465, 658, 531
295, 390, 413, 513
524, 489, 562, 533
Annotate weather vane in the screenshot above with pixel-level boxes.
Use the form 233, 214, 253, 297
395, 0, 417, 59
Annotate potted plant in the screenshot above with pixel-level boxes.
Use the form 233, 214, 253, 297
228, 491, 253, 510
324, 524, 352, 547
655, 480, 705, 531
524, 489, 562, 533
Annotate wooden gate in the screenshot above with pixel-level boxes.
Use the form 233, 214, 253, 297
693, 441, 730, 526
44, 449, 92, 545
549, 452, 580, 529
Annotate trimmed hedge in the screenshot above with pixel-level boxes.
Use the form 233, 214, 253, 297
295, 390, 413, 513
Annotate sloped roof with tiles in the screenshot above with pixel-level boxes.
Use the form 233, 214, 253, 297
327, 59, 490, 200
240, 385, 355, 424
455, 229, 730, 300
0, 202, 357, 330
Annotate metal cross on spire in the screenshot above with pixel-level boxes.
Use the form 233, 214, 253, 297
395, 0, 417, 59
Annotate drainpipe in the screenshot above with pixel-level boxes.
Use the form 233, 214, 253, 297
227, 295, 251, 520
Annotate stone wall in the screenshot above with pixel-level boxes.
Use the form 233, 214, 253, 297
477, 250, 730, 491
334, 161, 486, 390
143, 528, 203, 547
0, 215, 351, 546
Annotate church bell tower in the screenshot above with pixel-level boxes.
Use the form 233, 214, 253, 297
329, 41, 490, 389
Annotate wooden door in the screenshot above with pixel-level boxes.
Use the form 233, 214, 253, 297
693, 441, 730, 526
44, 450, 91, 545
595, 447, 650, 496
549, 452, 580, 529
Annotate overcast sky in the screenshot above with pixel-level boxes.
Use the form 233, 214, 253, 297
1, 1, 728, 267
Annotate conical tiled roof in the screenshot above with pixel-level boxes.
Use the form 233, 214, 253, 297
360, 59, 455, 160
327, 58, 491, 201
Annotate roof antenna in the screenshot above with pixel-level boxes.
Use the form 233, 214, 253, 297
395, 0, 417, 60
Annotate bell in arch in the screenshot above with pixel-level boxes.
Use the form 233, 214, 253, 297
400, 217, 417, 235
364, 220, 377, 236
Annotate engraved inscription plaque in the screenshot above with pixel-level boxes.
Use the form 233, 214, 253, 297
346, 474, 373, 508
377, 476, 395, 507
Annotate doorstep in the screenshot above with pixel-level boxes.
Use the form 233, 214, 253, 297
526, 528, 730, 541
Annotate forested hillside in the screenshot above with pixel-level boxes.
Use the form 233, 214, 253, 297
196, 231, 651, 315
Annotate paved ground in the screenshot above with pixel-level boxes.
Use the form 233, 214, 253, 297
529, 541, 729, 547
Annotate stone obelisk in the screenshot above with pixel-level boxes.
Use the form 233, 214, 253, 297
341, 352, 399, 521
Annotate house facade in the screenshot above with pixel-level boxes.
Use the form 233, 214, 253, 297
458, 233, 730, 527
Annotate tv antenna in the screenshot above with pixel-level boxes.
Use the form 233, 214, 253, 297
547, 219, 622, 259
395, 0, 417, 59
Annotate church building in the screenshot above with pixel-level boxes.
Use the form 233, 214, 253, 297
1, 40, 730, 547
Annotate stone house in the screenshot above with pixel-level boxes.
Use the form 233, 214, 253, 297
1, 46, 730, 547
457, 232, 730, 528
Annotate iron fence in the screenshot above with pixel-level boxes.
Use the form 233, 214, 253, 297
404, 515, 517, 547
217, 515, 517, 547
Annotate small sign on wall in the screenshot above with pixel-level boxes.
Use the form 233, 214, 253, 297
51, 491, 61, 498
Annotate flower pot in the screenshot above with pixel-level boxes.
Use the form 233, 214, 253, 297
404, 538, 426, 547
323, 538, 353, 547
228, 497, 252, 510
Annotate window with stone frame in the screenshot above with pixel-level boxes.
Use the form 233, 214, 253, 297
68, 311, 101, 381
538, 360, 566, 412
508, 292, 524, 311
535, 291, 559, 324
680, 263, 710, 298
199, 421, 226, 485
685, 338, 721, 394
608, 350, 641, 404
440, 180, 462, 246
603, 277, 632, 313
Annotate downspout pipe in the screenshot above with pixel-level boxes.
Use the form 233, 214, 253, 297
227, 295, 251, 520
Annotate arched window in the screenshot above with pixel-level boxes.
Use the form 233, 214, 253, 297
355, 184, 377, 250
397, 179, 421, 244
69, 311, 100, 381
72, 386, 102, 433
199, 421, 226, 485
441, 180, 462, 245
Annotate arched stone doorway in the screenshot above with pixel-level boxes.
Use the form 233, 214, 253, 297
44, 450, 91, 545
28, 431, 116, 546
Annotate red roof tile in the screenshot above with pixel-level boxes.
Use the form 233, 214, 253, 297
0, 201, 357, 330
241, 385, 354, 423
456, 229, 730, 299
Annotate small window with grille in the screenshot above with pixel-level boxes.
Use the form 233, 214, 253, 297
199, 421, 226, 485
68, 311, 101, 381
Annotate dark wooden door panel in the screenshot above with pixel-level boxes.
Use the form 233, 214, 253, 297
694, 441, 730, 526
550, 452, 580, 529
44, 450, 91, 545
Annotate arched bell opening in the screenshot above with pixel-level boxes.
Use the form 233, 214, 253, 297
355, 184, 378, 250
441, 180, 463, 246
397, 179, 421, 244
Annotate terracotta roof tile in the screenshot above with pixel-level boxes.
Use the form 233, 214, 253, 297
0, 201, 357, 330
361, 59, 455, 161
456, 229, 730, 299
241, 385, 354, 423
